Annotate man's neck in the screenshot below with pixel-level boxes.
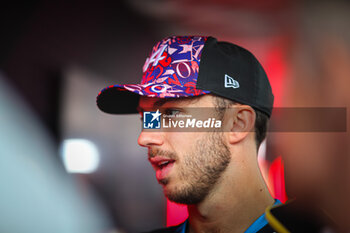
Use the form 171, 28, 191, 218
186, 160, 274, 233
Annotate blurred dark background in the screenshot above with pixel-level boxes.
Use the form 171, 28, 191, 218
0, 1, 158, 141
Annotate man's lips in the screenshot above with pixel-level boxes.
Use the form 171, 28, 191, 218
149, 157, 176, 168
149, 157, 176, 181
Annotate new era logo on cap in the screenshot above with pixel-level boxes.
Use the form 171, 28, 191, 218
224, 74, 240, 89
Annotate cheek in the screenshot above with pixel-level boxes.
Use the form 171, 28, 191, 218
166, 132, 206, 154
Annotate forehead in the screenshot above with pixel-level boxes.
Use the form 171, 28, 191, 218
138, 97, 168, 110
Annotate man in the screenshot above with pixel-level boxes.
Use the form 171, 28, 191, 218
96, 36, 320, 232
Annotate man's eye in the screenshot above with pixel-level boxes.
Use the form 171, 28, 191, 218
165, 109, 181, 116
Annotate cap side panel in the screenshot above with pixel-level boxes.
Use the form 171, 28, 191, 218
196, 37, 273, 117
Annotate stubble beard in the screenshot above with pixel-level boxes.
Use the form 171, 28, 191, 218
159, 133, 231, 205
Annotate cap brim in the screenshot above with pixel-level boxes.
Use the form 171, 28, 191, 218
97, 84, 210, 114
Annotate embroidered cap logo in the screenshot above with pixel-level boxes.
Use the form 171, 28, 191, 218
224, 74, 240, 89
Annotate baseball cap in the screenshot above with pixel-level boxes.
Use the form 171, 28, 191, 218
96, 36, 274, 117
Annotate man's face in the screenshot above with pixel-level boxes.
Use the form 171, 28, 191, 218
137, 95, 231, 205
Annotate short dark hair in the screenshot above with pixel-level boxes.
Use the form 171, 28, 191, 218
213, 95, 269, 150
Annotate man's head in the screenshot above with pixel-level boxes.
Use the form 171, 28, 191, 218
96, 35, 274, 204
137, 94, 260, 204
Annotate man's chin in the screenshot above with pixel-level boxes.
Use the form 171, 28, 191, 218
163, 185, 203, 205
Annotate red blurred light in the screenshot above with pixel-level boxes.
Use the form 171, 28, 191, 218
268, 156, 288, 203
166, 200, 188, 227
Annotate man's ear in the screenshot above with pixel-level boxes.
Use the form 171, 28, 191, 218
226, 105, 256, 145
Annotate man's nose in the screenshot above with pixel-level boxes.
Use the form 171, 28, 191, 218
138, 131, 164, 147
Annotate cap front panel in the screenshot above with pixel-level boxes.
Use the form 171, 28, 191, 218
137, 36, 209, 97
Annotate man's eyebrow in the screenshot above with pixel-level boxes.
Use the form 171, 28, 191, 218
153, 99, 169, 108
137, 98, 179, 112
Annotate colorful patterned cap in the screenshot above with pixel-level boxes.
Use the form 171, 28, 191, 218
97, 36, 274, 117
